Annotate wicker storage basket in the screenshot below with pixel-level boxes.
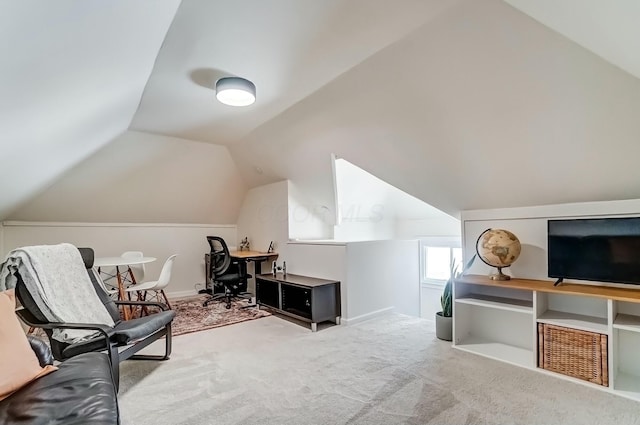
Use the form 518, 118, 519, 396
538, 323, 608, 386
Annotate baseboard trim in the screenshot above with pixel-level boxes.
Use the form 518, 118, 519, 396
341, 307, 394, 326
166, 289, 199, 300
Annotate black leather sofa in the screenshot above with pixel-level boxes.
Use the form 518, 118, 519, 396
0, 336, 119, 425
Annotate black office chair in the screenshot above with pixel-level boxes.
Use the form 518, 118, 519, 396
203, 236, 252, 309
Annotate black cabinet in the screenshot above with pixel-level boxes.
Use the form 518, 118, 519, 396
256, 278, 279, 309
255, 274, 341, 332
281, 284, 312, 319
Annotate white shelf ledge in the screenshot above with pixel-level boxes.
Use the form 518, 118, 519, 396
455, 294, 533, 314
537, 310, 608, 334
613, 314, 640, 333
615, 372, 640, 400
454, 336, 533, 369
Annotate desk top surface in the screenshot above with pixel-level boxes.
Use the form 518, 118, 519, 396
94, 256, 156, 267
230, 250, 278, 260
257, 273, 339, 287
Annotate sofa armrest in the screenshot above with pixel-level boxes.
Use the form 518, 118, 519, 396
27, 336, 54, 367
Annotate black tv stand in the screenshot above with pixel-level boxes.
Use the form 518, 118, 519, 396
553, 278, 564, 287
255, 273, 341, 332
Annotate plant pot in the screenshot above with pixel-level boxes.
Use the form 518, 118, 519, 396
435, 311, 452, 341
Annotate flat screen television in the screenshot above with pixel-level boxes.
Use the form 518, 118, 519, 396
548, 217, 640, 285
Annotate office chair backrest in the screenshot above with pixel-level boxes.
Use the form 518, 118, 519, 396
207, 236, 231, 276
154, 254, 178, 290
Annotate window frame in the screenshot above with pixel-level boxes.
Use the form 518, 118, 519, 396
419, 236, 462, 288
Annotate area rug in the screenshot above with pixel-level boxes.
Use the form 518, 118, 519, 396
170, 295, 271, 337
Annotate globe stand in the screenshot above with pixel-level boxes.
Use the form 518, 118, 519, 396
490, 266, 511, 281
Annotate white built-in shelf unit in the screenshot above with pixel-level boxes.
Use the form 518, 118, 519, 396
454, 274, 640, 401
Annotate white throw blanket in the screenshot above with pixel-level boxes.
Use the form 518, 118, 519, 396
0, 243, 115, 343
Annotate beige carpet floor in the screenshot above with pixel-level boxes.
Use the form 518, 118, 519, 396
119, 314, 640, 425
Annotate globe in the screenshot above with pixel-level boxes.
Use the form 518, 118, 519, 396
476, 228, 522, 280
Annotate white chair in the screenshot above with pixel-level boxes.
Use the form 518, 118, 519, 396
121, 251, 146, 284
101, 251, 146, 294
91, 266, 119, 298
125, 254, 178, 310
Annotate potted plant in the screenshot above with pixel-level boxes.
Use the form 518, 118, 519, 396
436, 254, 476, 341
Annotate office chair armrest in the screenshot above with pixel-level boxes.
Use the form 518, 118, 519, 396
115, 300, 169, 311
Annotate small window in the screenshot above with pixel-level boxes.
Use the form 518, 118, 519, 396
419, 237, 462, 285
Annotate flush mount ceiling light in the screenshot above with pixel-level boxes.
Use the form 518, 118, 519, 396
215, 77, 256, 106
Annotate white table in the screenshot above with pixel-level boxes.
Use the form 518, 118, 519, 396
94, 256, 156, 320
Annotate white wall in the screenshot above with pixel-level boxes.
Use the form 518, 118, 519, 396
395, 217, 461, 239
285, 241, 348, 318
347, 240, 420, 319
288, 181, 333, 240
461, 198, 640, 281
236, 181, 290, 292
2, 221, 236, 298
236, 181, 289, 255
285, 239, 421, 323
334, 219, 396, 242
9, 131, 247, 224
421, 286, 443, 322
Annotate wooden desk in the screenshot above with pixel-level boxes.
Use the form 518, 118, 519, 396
229, 250, 278, 275
256, 273, 341, 332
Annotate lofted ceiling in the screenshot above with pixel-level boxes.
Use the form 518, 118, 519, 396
2, 0, 640, 224
0, 0, 180, 219
129, 0, 460, 145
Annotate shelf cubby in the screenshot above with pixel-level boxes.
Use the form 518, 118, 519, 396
613, 328, 640, 399
613, 301, 640, 333
454, 300, 534, 369
613, 314, 640, 333
455, 337, 533, 369
455, 294, 533, 314
537, 310, 608, 334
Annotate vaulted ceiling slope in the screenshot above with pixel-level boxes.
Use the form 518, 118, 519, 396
505, 0, 640, 80
230, 0, 640, 218
9, 131, 246, 223
130, 0, 459, 145
5, 0, 640, 225
0, 1, 180, 219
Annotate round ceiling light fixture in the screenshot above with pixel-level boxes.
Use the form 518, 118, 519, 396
215, 77, 256, 106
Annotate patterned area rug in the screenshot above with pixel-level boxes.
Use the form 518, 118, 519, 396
170, 295, 271, 337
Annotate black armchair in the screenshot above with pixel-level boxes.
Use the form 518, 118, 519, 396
14, 247, 174, 391
203, 236, 252, 309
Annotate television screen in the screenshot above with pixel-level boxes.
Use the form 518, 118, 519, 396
548, 217, 640, 285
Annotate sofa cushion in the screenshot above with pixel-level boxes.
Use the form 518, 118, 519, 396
0, 290, 56, 401
0, 352, 118, 425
